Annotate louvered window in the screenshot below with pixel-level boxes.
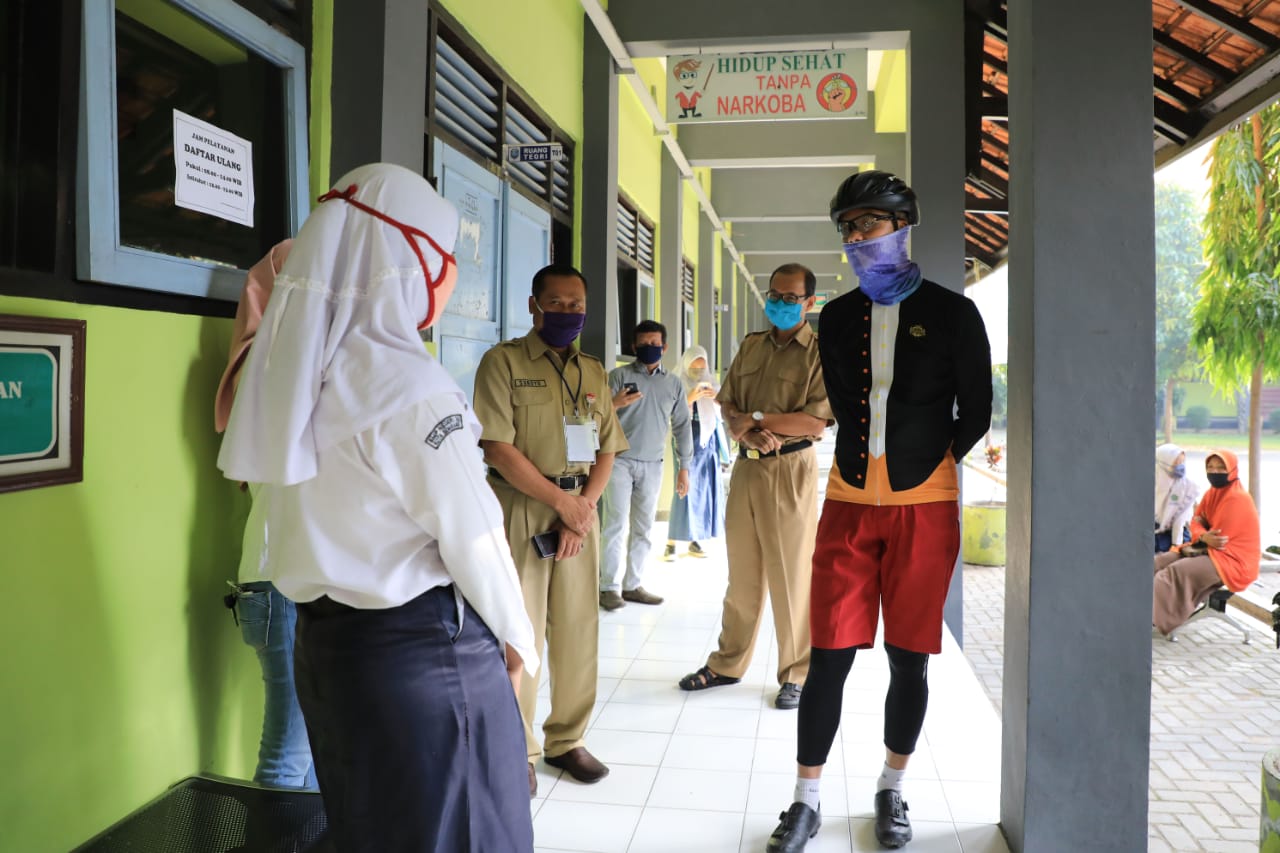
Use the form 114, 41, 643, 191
429, 21, 574, 224
617, 201, 638, 261
681, 258, 696, 305
616, 197, 655, 273
636, 219, 654, 273
432, 33, 501, 161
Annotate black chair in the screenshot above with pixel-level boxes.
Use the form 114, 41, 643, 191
1166, 587, 1253, 645
72, 774, 329, 853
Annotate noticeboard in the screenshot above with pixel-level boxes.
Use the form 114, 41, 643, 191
0, 315, 86, 494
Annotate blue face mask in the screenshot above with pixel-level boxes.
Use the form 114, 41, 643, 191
1171, 464, 1186, 478
635, 344, 664, 365
843, 226, 923, 305
765, 299, 805, 330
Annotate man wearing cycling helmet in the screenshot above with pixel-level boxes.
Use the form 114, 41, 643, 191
767, 172, 992, 851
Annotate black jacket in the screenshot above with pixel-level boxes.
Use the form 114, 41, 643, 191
819, 279, 993, 492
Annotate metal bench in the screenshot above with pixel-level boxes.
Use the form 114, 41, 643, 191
71, 774, 329, 853
1167, 587, 1255, 644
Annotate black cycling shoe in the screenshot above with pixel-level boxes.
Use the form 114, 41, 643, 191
874, 789, 912, 849
765, 802, 821, 852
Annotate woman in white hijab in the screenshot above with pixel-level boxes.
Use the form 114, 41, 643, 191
1155, 442, 1199, 553
663, 345, 729, 559
219, 163, 537, 852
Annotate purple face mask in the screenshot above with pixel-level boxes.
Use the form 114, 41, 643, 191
843, 226, 923, 305
535, 303, 587, 348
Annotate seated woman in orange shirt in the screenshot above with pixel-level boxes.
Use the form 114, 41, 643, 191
1153, 449, 1260, 634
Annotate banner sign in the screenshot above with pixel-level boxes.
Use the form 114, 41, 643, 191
173, 109, 256, 227
505, 143, 566, 164
665, 49, 868, 123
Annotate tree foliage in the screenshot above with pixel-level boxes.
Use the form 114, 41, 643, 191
1155, 182, 1204, 442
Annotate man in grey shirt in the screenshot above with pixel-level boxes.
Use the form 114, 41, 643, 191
599, 320, 694, 609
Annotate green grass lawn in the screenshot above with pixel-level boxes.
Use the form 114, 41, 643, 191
1164, 430, 1280, 452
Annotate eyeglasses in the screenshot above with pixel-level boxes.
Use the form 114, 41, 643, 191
836, 212, 898, 238
766, 291, 805, 305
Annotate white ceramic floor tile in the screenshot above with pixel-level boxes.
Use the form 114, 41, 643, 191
626, 658, 700, 682
740, 812, 854, 853
585, 728, 672, 767
596, 656, 634, 679
942, 780, 1001, 824
646, 766, 751, 813
636, 639, 707, 661
850, 817, 962, 853
954, 822, 1012, 853
532, 800, 642, 853
750, 733, 846, 775
755, 706, 801, 740
644, 626, 718, 646
746, 770, 850, 817
663, 733, 757, 773
532, 762, 564, 801
546, 762, 658, 807
627, 807, 744, 853
608, 678, 689, 706
592, 702, 683, 734
675, 705, 763, 739
839, 712, 886, 744
686, 682, 773, 711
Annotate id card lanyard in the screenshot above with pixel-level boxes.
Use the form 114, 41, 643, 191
546, 353, 600, 463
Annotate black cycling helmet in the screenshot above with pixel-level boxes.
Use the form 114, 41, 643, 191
829, 170, 920, 226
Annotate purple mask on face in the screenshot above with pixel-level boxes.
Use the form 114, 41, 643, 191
536, 304, 587, 348
843, 226, 923, 305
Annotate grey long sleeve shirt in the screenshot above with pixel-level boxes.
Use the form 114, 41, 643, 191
607, 361, 694, 469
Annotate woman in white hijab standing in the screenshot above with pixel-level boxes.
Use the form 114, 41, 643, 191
1155, 443, 1199, 554
219, 163, 537, 852
664, 345, 729, 559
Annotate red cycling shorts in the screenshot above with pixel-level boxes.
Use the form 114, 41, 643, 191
810, 499, 960, 654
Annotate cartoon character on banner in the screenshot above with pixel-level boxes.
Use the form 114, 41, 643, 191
673, 58, 712, 118
816, 72, 857, 113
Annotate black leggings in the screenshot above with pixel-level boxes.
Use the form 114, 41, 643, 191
795, 644, 930, 767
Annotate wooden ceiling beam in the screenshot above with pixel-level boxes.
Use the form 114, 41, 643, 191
1153, 28, 1236, 81
1173, 0, 1280, 50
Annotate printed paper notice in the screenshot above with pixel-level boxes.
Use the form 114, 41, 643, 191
172, 109, 255, 227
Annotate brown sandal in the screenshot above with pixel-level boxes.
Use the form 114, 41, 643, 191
678, 665, 740, 691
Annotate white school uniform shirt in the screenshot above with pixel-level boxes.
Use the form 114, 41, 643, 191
261, 393, 538, 675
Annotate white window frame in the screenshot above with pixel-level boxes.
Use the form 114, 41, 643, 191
77, 0, 309, 301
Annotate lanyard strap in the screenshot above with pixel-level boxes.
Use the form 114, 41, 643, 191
545, 353, 584, 416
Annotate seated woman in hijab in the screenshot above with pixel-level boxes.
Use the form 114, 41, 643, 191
663, 345, 729, 560
1154, 442, 1198, 553
219, 163, 537, 852
1153, 449, 1259, 635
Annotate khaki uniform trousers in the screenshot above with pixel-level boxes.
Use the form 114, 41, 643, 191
707, 446, 817, 686
491, 478, 599, 761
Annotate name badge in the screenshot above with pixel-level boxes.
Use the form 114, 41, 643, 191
563, 416, 599, 463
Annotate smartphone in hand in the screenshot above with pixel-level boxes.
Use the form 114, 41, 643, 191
623, 382, 639, 395
532, 530, 560, 559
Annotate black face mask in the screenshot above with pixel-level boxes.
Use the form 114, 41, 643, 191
1207, 472, 1231, 489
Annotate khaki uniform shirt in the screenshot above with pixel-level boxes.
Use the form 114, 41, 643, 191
474, 329, 628, 476
718, 323, 833, 443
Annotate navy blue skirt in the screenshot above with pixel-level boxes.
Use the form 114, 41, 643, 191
294, 585, 533, 853
668, 417, 725, 542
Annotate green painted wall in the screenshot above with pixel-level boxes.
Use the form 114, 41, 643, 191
0, 5, 334, 850
874, 50, 906, 134
618, 83, 662, 221
0, 297, 260, 853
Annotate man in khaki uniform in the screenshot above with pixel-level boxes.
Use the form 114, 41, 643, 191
678, 263, 832, 710
474, 263, 627, 794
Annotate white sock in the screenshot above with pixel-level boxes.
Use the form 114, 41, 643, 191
794, 776, 821, 811
877, 763, 906, 792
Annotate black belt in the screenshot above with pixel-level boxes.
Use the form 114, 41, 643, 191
739, 439, 813, 461
488, 468, 587, 491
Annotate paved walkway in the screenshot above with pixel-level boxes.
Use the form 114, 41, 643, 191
961, 559, 1280, 852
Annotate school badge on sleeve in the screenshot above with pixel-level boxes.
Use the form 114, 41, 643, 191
425, 414, 464, 449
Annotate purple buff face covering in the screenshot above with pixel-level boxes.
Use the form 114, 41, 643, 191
536, 304, 587, 348
843, 227, 923, 305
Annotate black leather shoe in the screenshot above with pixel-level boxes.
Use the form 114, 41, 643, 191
775, 682, 802, 709
766, 802, 821, 852
544, 747, 610, 783
874, 789, 912, 848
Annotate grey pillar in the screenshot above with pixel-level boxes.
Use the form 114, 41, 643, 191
579, 21, 620, 364
1001, 1, 1153, 851
659, 148, 684, 370
330, 0, 428, 180
719, 242, 734, 373
697, 213, 716, 353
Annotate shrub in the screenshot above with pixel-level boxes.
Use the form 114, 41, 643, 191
1186, 405, 1211, 432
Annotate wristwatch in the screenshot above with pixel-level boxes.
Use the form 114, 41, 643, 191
751, 410, 764, 424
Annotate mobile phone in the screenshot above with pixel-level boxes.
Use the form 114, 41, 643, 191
532, 530, 560, 559
623, 382, 639, 395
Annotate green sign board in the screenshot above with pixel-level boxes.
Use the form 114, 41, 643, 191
0, 347, 58, 460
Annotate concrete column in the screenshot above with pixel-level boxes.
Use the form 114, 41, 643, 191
659, 148, 684, 370
720, 242, 734, 372
579, 21, 621, 364
1001, 1, 1153, 850
329, 0, 428, 180
697, 213, 716, 353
